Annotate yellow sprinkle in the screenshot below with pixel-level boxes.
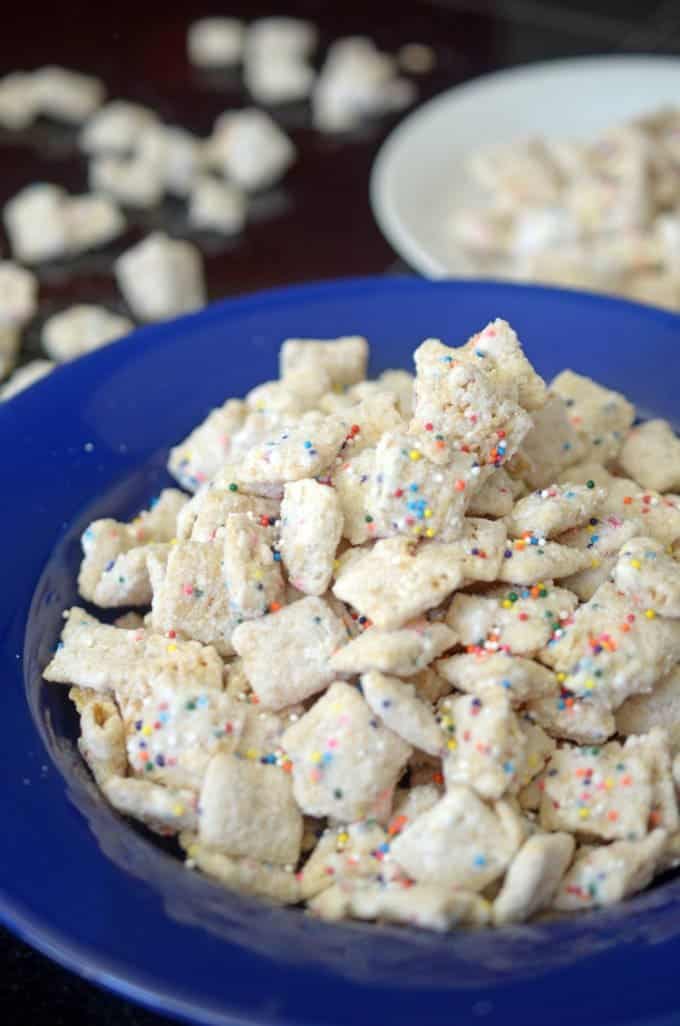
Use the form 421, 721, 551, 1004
172, 804, 185, 816
424, 527, 435, 538
591, 558, 600, 569
447, 739, 458, 751
167, 644, 177, 654
604, 777, 614, 790
409, 449, 422, 461
246, 747, 258, 760
578, 808, 590, 819
502, 600, 512, 609
170, 537, 178, 546
252, 568, 264, 581
556, 672, 566, 683
645, 609, 656, 619
310, 751, 322, 763
337, 831, 349, 846
424, 508, 433, 519
630, 559, 641, 569
141, 725, 152, 737
333, 559, 340, 570
528, 754, 539, 767
584, 680, 594, 690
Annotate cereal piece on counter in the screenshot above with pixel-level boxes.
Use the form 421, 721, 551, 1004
33, 66, 105, 123
493, 832, 575, 925
244, 54, 315, 105
189, 176, 247, 235
619, 419, 680, 493
118, 680, 246, 792
80, 100, 160, 155
436, 652, 557, 705
0, 359, 53, 399
282, 681, 411, 821
439, 517, 508, 581
206, 108, 295, 191
331, 448, 376, 544
616, 666, 680, 751
70, 687, 128, 787
181, 836, 301, 904
222, 513, 284, 617
613, 537, 680, 616
0, 72, 39, 130
246, 16, 318, 61
177, 487, 278, 543
462, 318, 547, 411
513, 395, 585, 489
114, 232, 205, 322
280, 335, 369, 389
330, 621, 456, 677
389, 785, 523, 891
78, 489, 186, 606
0, 260, 38, 378
409, 339, 533, 466
4, 184, 71, 263
102, 776, 198, 835
279, 479, 343, 595
168, 399, 247, 492
332, 537, 465, 630
539, 581, 680, 711
446, 584, 578, 657
236, 412, 347, 486
466, 468, 516, 518
187, 17, 245, 67
42, 305, 132, 362
550, 369, 635, 464
368, 431, 481, 541
198, 752, 302, 865
159, 126, 205, 198
440, 690, 527, 799
507, 483, 606, 539
90, 150, 165, 210
232, 596, 348, 709
44, 607, 224, 694
149, 540, 238, 655
554, 829, 667, 911
66, 193, 125, 252
497, 537, 591, 584
360, 671, 444, 756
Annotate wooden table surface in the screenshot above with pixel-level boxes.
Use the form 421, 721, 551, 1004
2, 1, 680, 1023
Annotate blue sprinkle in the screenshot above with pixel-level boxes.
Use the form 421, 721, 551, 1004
303, 440, 312, 449
272, 550, 281, 561
473, 854, 487, 868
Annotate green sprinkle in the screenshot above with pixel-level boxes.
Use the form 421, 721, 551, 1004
229, 483, 238, 492
586, 480, 595, 489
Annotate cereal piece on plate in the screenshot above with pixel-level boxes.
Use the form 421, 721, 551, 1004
360, 670, 444, 756
332, 537, 465, 629
624, 727, 679, 832
509, 206, 580, 257
618, 419, 680, 493
392, 783, 441, 826
246, 378, 321, 417
0, 359, 53, 399
336, 395, 404, 456
80, 100, 160, 155
331, 448, 376, 544
626, 271, 679, 312
449, 206, 512, 256
446, 583, 578, 657
189, 176, 247, 235
497, 537, 591, 584
467, 468, 516, 518
367, 431, 482, 541
616, 666, 680, 750
330, 620, 456, 677
389, 785, 523, 891
507, 483, 606, 539
613, 536, 680, 616
493, 832, 575, 925
409, 339, 533, 466
181, 836, 301, 904
168, 399, 247, 491
512, 395, 584, 489
468, 138, 562, 207
375, 369, 414, 417
32, 66, 104, 123
516, 719, 556, 788
439, 690, 527, 799
206, 108, 295, 191
539, 581, 680, 711
438, 517, 508, 581
282, 681, 411, 821
44, 607, 224, 694
328, 880, 485, 932
113, 612, 145, 630
102, 776, 198, 835
235, 704, 292, 760
232, 596, 348, 709
236, 412, 346, 485
178, 487, 278, 543
554, 829, 667, 911
550, 369, 635, 464
70, 687, 127, 786
298, 822, 384, 900
462, 318, 547, 411
94, 542, 171, 608
526, 693, 615, 744
559, 515, 642, 602
148, 540, 238, 655
0, 72, 39, 130
42, 305, 132, 362
279, 479, 343, 595
222, 513, 284, 618
279, 335, 368, 389
114, 232, 205, 322
436, 652, 557, 705
187, 17, 245, 67
198, 752, 302, 864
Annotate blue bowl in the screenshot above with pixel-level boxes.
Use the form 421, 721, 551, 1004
3, 276, 680, 1026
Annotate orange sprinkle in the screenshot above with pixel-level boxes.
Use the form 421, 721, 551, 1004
607, 810, 619, 822
623, 496, 633, 505
269, 602, 282, 612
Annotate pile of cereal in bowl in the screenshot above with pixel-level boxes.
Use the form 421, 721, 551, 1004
44, 322, 680, 931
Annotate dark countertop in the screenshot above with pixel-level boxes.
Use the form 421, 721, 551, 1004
3, 1, 680, 1024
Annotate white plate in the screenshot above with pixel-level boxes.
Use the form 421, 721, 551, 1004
371, 55, 680, 278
